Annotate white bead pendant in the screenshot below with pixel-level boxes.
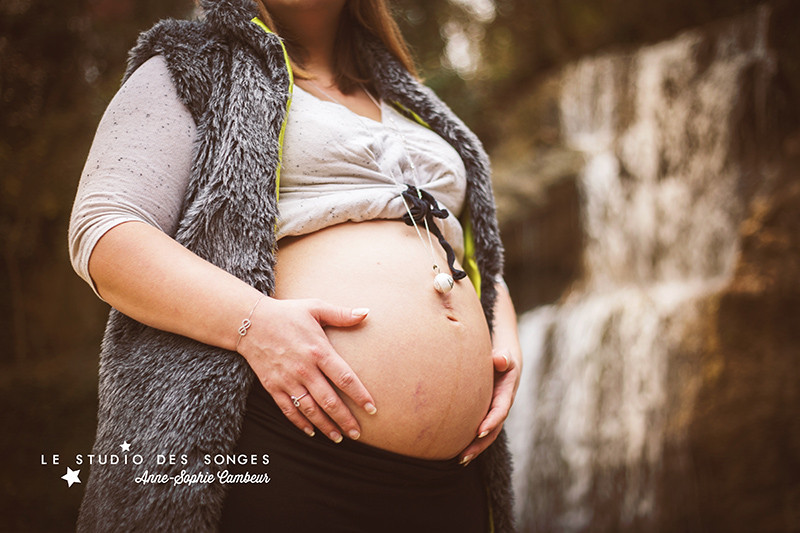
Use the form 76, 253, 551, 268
433, 272, 455, 294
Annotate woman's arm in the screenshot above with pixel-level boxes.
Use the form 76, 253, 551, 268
72, 56, 375, 444
90, 221, 376, 443
458, 278, 522, 465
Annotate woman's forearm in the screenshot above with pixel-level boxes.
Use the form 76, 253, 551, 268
88, 220, 263, 351
88, 220, 376, 441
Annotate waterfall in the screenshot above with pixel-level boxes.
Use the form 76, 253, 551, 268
506, 8, 773, 531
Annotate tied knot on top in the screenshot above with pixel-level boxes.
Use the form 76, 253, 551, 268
400, 184, 467, 281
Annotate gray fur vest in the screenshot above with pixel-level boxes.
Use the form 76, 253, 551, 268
78, 0, 513, 531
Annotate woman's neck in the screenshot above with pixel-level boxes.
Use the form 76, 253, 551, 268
269, 1, 346, 84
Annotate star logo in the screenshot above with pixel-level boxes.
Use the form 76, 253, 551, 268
62, 467, 81, 488
120, 441, 131, 452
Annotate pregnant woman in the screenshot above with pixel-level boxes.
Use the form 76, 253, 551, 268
69, 0, 521, 531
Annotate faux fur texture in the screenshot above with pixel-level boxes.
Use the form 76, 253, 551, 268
78, 1, 513, 531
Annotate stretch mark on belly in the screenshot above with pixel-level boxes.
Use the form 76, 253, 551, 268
413, 382, 427, 413
410, 379, 456, 453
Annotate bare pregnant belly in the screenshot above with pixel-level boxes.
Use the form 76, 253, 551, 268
274, 221, 494, 460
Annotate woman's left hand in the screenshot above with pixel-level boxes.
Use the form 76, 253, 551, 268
458, 348, 521, 466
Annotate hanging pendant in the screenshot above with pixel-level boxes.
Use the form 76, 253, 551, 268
433, 272, 455, 294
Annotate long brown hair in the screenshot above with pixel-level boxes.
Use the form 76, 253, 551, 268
251, 0, 419, 92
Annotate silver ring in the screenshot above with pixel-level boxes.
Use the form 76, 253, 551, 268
290, 392, 309, 407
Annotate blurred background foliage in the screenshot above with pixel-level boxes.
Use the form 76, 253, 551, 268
1, 1, 196, 528
1, 0, 195, 364
0, 0, 780, 530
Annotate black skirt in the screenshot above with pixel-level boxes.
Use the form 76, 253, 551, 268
219, 382, 489, 533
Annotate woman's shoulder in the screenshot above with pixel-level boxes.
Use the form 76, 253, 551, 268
124, 17, 230, 122
125, 12, 291, 120
118, 56, 187, 116
124, 54, 170, 86
125, 17, 222, 79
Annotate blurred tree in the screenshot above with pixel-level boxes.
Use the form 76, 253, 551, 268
1, 2, 192, 530
393, 0, 765, 149
0, 0, 193, 363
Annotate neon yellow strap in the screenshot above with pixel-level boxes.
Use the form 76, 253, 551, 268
391, 101, 431, 129
461, 213, 481, 298
251, 17, 294, 201
250, 16, 270, 33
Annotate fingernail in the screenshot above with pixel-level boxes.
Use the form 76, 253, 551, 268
478, 430, 489, 439
304, 427, 315, 437
365, 402, 377, 415
348, 429, 361, 440
330, 431, 343, 443
352, 308, 370, 317
460, 454, 473, 466
502, 353, 510, 366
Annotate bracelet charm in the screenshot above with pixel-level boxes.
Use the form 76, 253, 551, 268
235, 296, 263, 351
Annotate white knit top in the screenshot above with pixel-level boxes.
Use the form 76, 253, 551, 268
68, 56, 467, 293
279, 84, 467, 250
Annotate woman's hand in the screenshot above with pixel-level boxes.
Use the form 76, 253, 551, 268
458, 279, 522, 466
237, 297, 377, 444
458, 348, 521, 466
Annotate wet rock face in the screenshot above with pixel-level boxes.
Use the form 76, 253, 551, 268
496, 148, 585, 311
677, 153, 800, 531
499, 3, 800, 532
492, 76, 587, 311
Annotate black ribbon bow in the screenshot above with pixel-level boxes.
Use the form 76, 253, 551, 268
400, 184, 467, 281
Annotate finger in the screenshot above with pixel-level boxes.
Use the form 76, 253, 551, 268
459, 425, 503, 466
492, 350, 511, 372
303, 377, 362, 442
289, 389, 349, 443
274, 394, 317, 438
475, 376, 515, 437
312, 302, 370, 328
316, 345, 377, 415
475, 400, 510, 439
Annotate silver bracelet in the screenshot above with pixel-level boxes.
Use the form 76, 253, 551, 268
235, 295, 264, 351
